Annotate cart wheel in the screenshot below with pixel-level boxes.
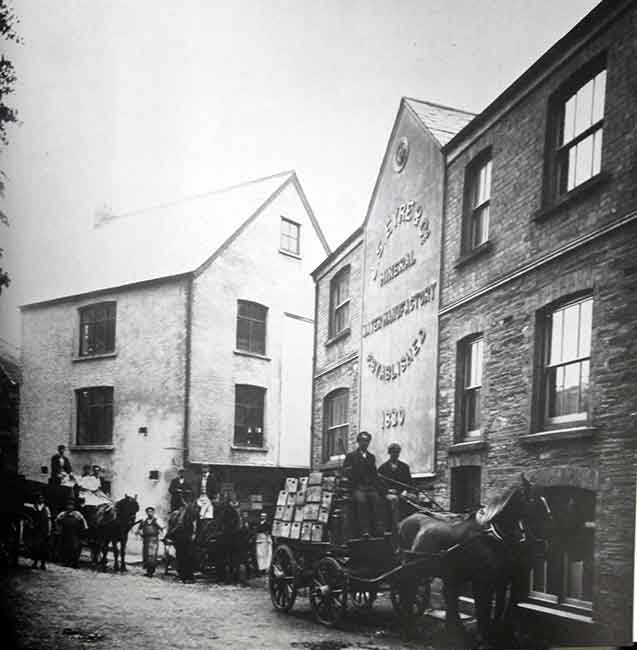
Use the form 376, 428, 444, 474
269, 545, 298, 612
350, 589, 376, 612
309, 556, 348, 627
390, 580, 430, 617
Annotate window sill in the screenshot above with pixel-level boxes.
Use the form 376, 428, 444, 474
69, 445, 114, 452
448, 439, 487, 454
533, 171, 610, 222
233, 349, 271, 362
517, 601, 593, 624
72, 352, 117, 363
519, 426, 596, 444
325, 328, 351, 347
454, 240, 493, 268
279, 249, 301, 260
231, 445, 269, 453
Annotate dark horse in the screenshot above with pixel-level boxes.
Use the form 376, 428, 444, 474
398, 475, 553, 648
166, 501, 200, 581
85, 495, 139, 572
211, 501, 240, 583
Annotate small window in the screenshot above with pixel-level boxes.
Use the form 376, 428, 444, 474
324, 388, 349, 460
450, 466, 482, 513
280, 217, 300, 255
463, 151, 492, 252
79, 302, 116, 356
457, 336, 483, 440
540, 296, 592, 427
529, 486, 595, 611
76, 387, 113, 445
234, 384, 265, 448
547, 57, 606, 200
236, 300, 267, 355
329, 266, 350, 338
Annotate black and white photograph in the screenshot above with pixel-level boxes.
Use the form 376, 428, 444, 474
0, 1, 635, 648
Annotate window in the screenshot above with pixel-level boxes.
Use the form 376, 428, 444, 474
541, 296, 592, 427
236, 301, 267, 355
79, 302, 116, 356
234, 384, 265, 447
548, 58, 606, 200
329, 266, 350, 338
280, 217, 300, 255
324, 389, 349, 460
450, 466, 482, 513
529, 486, 595, 611
457, 336, 483, 439
76, 387, 113, 445
463, 151, 492, 252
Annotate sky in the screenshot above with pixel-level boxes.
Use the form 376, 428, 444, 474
0, 0, 600, 352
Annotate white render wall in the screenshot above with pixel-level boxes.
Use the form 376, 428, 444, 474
187, 182, 324, 468
19, 280, 189, 520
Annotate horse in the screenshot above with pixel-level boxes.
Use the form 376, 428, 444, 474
397, 475, 553, 649
210, 501, 240, 583
166, 501, 200, 581
84, 495, 139, 572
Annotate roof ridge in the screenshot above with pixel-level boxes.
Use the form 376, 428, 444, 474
96, 170, 294, 224
403, 96, 477, 117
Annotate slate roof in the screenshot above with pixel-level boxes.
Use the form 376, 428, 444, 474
404, 98, 476, 147
23, 171, 327, 306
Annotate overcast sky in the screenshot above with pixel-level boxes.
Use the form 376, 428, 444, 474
0, 0, 599, 350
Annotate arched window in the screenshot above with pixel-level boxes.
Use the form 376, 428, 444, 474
236, 300, 267, 355
323, 388, 349, 460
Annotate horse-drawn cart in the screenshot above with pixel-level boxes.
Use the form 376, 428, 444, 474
269, 533, 437, 626
267, 471, 442, 627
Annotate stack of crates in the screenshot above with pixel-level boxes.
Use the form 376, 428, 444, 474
271, 472, 337, 542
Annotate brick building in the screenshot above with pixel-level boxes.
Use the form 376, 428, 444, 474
19, 171, 329, 524
311, 0, 636, 643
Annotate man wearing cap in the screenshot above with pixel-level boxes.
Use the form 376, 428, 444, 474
168, 468, 194, 512
378, 443, 413, 539
343, 431, 384, 537
135, 506, 164, 576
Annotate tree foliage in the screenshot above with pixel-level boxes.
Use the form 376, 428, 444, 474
0, 0, 20, 293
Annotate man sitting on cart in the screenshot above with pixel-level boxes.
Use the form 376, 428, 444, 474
378, 442, 412, 540
343, 431, 384, 538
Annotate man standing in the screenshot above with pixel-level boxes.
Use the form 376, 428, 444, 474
50, 445, 72, 486
168, 468, 194, 512
27, 493, 51, 570
343, 431, 384, 537
135, 506, 163, 577
196, 465, 217, 535
378, 442, 413, 538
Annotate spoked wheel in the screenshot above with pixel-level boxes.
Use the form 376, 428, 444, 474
269, 544, 298, 612
390, 580, 430, 617
309, 556, 348, 627
350, 588, 376, 612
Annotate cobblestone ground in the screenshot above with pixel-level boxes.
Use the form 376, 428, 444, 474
0, 555, 454, 650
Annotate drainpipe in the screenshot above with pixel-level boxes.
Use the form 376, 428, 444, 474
183, 274, 194, 468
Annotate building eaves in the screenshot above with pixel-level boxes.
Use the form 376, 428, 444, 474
403, 98, 476, 147
442, 0, 630, 156
311, 224, 364, 278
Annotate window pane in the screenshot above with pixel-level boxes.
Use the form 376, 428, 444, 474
562, 94, 576, 145
252, 321, 266, 354
237, 318, 250, 350
562, 362, 581, 415
549, 309, 563, 365
579, 360, 590, 413
592, 69, 606, 123
574, 78, 594, 138
578, 299, 592, 357
465, 388, 480, 433
567, 146, 577, 192
473, 339, 483, 386
472, 205, 489, 248
592, 129, 603, 177
574, 133, 594, 187
562, 304, 580, 362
